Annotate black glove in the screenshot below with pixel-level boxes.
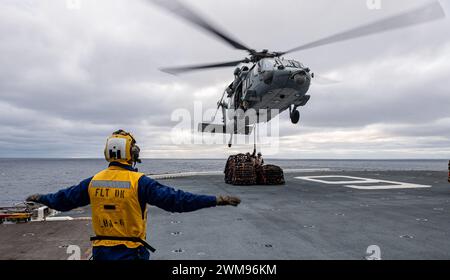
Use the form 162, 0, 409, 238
216, 195, 241, 207
26, 194, 42, 203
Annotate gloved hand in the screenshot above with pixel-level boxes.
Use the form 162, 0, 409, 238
26, 194, 42, 203
216, 195, 241, 207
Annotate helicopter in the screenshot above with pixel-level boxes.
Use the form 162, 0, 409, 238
150, 0, 445, 143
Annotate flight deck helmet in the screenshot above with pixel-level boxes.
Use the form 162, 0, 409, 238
104, 130, 141, 165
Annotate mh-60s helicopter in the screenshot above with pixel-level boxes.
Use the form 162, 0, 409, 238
151, 0, 445, 140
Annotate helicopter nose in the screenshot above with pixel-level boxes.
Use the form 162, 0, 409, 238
293, 71, 308, 85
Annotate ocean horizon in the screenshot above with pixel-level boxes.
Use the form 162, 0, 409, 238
0, 158, 448, 204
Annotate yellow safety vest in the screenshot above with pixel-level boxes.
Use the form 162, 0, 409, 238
88, 165, 147, 249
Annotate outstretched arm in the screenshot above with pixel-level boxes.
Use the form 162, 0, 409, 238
138, 176, 240, 213
26, 177, 92, 211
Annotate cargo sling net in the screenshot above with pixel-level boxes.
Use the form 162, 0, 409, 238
224, 154, 285, 185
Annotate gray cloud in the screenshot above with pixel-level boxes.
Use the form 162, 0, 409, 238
0, 0, 449, 159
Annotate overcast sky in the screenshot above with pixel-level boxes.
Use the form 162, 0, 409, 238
1, 0, 449, 159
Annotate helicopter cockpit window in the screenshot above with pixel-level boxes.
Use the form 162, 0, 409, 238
255, 61, 261, 73
260, 59, 275, 72
292, 61, 302, 68
281, 60, 302, 68
253, 63, 259, 76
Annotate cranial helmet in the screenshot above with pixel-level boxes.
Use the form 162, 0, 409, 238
104, 129, 141, 165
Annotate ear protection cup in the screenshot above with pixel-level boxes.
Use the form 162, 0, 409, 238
131, 145, 141, 164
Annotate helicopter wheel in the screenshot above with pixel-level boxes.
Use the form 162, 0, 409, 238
290, 109, 300, 124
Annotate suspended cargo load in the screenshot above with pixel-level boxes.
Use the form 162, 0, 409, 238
224, 153, 257, 185
256, 165, 285, 185
224, 154, 284, 186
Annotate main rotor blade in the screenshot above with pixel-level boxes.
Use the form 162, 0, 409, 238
149, 0, 253, 52
313, 74, 341, 85
161, 59, 247, 75
282, 1, 445, 54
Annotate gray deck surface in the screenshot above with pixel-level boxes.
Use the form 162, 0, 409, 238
1, 170, 449, 260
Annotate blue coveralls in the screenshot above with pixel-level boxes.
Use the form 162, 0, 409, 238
36, 162, 217, 260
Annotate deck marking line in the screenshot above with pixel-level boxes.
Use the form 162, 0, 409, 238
295, 175, 431, 190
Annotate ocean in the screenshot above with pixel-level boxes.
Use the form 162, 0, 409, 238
0, 158, 447, 204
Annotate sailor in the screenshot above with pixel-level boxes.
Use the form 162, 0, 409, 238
245, 152, 254, 164
226, 67, 242, 97
25, 130, 241, 260
256, 152, 264, 166
249, 149, 257, 166
237, 67, 250, 110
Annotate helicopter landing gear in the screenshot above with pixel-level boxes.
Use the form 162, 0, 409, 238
289, 106, 300, 124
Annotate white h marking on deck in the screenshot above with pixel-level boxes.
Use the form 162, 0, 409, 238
294, 175, 431, 190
